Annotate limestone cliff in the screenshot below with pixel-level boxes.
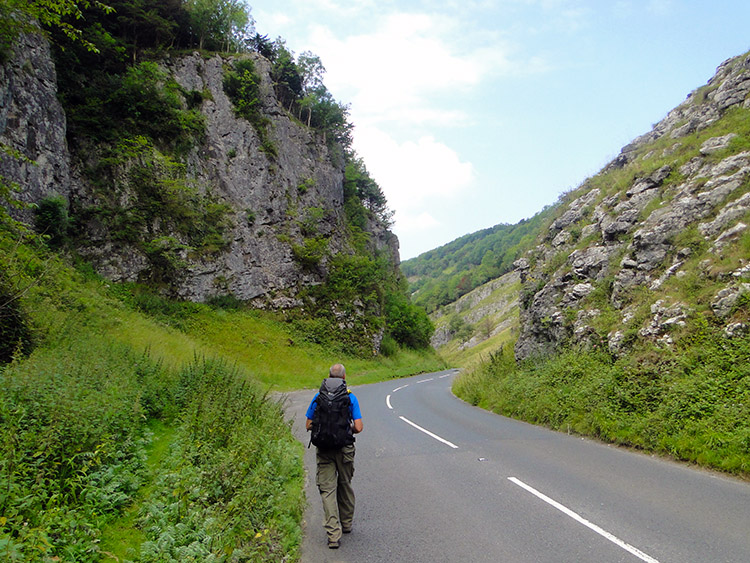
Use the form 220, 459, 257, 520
0, 32, 71, 218
515, 51, 750, 360
0, 36, 399, 309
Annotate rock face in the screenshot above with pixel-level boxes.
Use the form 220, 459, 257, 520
515, 51, 750, 361
0, 33, 71, 221
1, 37, 398, 307
430, 270, 520, 349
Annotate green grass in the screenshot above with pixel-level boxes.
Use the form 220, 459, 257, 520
455, 324, 750, 476
0, 231, 444, 562
107, 294, 445, 391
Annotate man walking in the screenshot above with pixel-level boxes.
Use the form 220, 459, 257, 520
306, 363, 363, 549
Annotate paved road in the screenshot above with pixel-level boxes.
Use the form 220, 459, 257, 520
283, 370, 750, 562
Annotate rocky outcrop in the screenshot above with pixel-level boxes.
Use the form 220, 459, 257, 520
2, 35, 398, 308
516, 51, 750, 361
430, 270, 520, 349
0, 32, 71, 220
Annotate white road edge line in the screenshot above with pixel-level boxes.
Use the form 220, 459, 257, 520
508, 477, 660, 563
399, 416, 458, 449
386, 394, 393, 410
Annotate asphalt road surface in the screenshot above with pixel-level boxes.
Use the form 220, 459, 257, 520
283, 370, 750, 563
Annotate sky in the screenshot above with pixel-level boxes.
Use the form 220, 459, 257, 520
248, 0, 750, 260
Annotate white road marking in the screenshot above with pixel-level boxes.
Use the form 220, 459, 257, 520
386, 394, 393, 410
392, 384, 409, 393
508, 477, 660, 563
417, 377, 434, 383
439, 373, 453, 379
399, 416, 459, 449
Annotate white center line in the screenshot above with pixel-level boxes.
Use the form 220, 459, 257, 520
386, 394, 393, 410
508, 477, 660, 563
417, 377, 434, 384
399, 416, 458, 449
392, 384, 409, 393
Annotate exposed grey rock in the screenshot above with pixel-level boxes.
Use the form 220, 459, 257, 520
639, 300, 687, 342
0, 32, 71, 221
700, 133, 738, 155
431, 270, 520, 349
560, 283, 594, 307
608, 330, 625, 354
548, 188, 600, 235
569, 246, 613, 280
711, 284, 750, 318
711, 221, 747, 251
680, 157, 704, 177
649, 260, 684, 290
552, 229, 572, 247
515, 53, 750, 360
700, 192, 750, 238
725, 322, 748, 338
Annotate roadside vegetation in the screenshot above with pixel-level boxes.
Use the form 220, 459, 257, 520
0, 217, 443, 561
455, 327, 750, 475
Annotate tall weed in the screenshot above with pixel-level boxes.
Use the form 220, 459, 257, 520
136, 357, 304, 561
0, 336, 153, 561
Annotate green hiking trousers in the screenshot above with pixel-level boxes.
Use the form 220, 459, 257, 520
315, 443, 356, 541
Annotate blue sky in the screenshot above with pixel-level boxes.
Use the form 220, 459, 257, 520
248, 0, 750, 260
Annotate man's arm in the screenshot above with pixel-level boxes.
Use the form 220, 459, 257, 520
352, 418, 363, 433
306, 418, 312, 432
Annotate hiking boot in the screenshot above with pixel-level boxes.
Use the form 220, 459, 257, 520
328, 538, 340, 549
342, 526, 352, 534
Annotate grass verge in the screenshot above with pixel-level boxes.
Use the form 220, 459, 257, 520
454, 325, 750, 476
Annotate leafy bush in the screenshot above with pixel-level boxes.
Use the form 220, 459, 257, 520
291, 236, 328, 270
0, 331, 306, 561
76, 137, 233, 280
385, 292, 434, 349
59, 57, 205, 152
224, 58, 277, 158
33, 195, 69, 248
0, 269, 33, 364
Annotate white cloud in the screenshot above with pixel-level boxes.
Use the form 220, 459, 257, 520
395, 211, 441, 233
306, 12, 504, 126
353, 127, 475, 217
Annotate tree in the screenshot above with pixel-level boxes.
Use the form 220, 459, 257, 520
297, 50, 325, 94
343, 158, 391, 226
271, 41, 302, 110
0, 0, 113, 62
185, 0, 252, 52
306, 85, 353, 147
112, 0, 179, 62
385, 292, 434, 349
247, 32, 273, 59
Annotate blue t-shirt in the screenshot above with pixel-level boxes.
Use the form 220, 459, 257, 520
306, 388, 362, 421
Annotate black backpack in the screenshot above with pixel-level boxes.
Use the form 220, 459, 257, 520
310, 378, 354, 450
